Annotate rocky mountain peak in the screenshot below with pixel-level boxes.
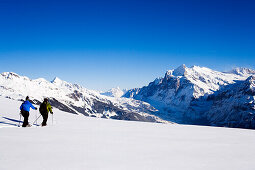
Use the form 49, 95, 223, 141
51, 77, 62, 84
246, 75, 255, 91
1, 72, 20, 79
172, 64, 187, 76
101, 87, 127, 98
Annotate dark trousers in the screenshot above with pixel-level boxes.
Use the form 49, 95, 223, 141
41, 112, 48, 126
21, 110, 29, 127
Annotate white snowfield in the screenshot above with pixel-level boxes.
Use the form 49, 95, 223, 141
1, 97, 255, 170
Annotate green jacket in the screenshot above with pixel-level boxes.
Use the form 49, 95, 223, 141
40, 101, 53, 114
46, 102, 53, 114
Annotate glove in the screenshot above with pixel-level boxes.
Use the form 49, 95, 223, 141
51, 112, 53, 114
35, 107, 38, 110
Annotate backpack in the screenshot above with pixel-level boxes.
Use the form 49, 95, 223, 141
39, 102, 47, 114
20, 101, 28, 112
20, 102, 25, 111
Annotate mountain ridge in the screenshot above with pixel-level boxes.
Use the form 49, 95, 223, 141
1, 65, 255, 129
124, 65, 255, 129
0, 72, 166, 123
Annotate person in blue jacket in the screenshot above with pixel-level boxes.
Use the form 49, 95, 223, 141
20, 96, 37, 127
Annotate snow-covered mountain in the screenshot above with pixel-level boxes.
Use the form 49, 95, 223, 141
1, 64, 254, 129
0, 72, 166, 123
204, 75, 255, 129
101, 87, 127, 98
124, 64, 255, 129
228, 67, 255, 76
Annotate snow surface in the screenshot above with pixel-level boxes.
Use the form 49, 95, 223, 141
1, 97, 255, 170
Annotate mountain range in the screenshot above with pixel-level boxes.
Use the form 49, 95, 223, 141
123, 64, 255, 129
0, 64, 254, 129
0, 72, 165, 123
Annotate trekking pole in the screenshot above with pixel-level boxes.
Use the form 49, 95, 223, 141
32, 115, 42, 126
52, 113, 53, 125
18, 113, 21, 127
35, 110, 37, 125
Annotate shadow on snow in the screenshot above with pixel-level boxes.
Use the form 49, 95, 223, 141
0, 116, 39, 127
0, 121, 19, 126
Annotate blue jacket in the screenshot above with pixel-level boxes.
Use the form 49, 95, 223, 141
20, 100, 36, 112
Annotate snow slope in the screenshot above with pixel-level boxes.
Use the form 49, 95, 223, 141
1, 97, 255, 170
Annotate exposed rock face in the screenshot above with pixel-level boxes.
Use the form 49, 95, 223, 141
204, 76, 255, 129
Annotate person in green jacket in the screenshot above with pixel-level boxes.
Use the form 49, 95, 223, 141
39, 98, 53, 126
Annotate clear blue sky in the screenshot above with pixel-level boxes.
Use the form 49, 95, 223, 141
0, 0, 254, 91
